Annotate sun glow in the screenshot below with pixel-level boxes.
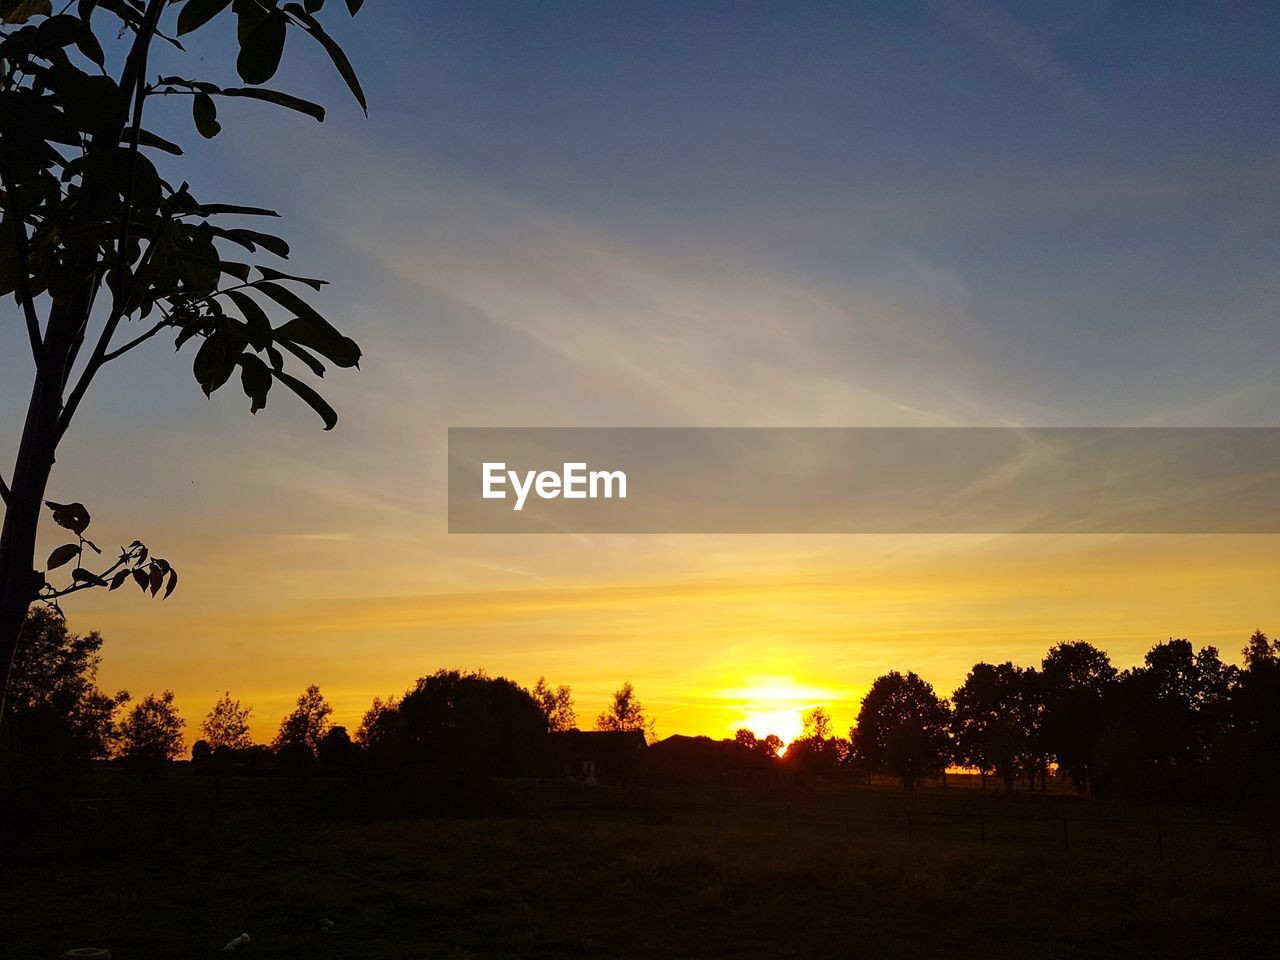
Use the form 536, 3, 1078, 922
717, 676, 846, 747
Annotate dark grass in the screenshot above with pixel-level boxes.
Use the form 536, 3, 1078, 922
3, 771, 1278, 959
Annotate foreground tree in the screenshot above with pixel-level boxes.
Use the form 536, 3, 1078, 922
595, 681, 656, 742
4, 607, 126, 762
851, 671, 952, 789
0, 0, 367, 725
200, 690, 253, 751
117, 689, 184, 772
397, 669, 550, 777
1039, 641, 1117, 791
951, 661, 1037, 791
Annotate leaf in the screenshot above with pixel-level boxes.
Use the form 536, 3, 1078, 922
132, 568, 149, 591
193, 335, 238, 395
45, 500, 91, 535
195, 202, 280, 217
284, 4, 367, 115
272, 369, 337, 430
149, 565, 164, 596
163, 568, 179, 599
279, 340, 326, 377
236, 8, 287, 85
222, 228, 289, 257
256, 281, 360, 367
193, 92, 221, 138
177, 0, 231, 36
109, 569, 130, 591
238, 354, 272, 413
255, 264, 326, 289
218, 86, 325, 122
346, 0, 362, 14
304, 0, 323, 12
224, 289, 273, 348
47, 543, 81, 570
125, 126, 184, 155
72, 567, 108, 587
74, 24, 105, 66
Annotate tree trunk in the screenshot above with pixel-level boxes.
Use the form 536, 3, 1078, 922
0, 370, 62, 723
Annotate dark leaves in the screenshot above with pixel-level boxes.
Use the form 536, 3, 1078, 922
257, 281, 361, 367
72, 567, 108, 587
193, 91, 221, 138
176, 0, 232, 36
45, 500, 91, 535
238, 354, 272, 413
47, 543, 81, 570
272, 369, 337, 430
283, 4, 366, 115
236, 9, 287, 85
193, 331, 240, 395
218, 86, 325, 122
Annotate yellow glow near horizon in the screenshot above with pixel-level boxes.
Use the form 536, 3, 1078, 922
715, 676, 848, 745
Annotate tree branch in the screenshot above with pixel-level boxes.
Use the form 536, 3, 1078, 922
0, 472, 10, 507
101, 316, 173, 363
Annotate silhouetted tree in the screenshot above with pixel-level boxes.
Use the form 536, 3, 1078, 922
596, 682, 656, 743
117, 690, 184, 773
735, 728, 785, 759
1111, 639, 1235, 792
3, 608, 127, 764
274, 684, 332, 756
1039, 641, 1117, 792
851, 672, 951, 789
758, 733, 784, 759
1221, 629, 1280, 798
355, 694, 404, 766
0, 0, 369, 730
1242, 629, 1277, 669
317, 725, 356, 772
951, 662, 1036, 792
200, 691, 253, 751
531, 677, 576, 732
398, 669, 550, 777
785, 707, 847, 775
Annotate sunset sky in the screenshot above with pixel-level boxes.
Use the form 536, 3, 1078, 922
3, 1, 1280, 746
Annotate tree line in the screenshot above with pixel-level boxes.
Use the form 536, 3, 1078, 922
6, 607, 1280, 802
760, 632, 1280, 800
1, 609, 657, 778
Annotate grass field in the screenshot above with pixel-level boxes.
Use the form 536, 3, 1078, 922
3, 770, 1278, 959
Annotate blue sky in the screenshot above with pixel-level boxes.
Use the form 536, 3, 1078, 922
4, 1, 1280, 739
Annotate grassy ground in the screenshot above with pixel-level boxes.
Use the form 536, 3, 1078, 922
3, 771, 1278, 959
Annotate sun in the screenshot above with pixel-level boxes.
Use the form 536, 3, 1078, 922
716, 676, 845, 750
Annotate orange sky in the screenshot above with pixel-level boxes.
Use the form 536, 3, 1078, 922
62, 530, 1280, 749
